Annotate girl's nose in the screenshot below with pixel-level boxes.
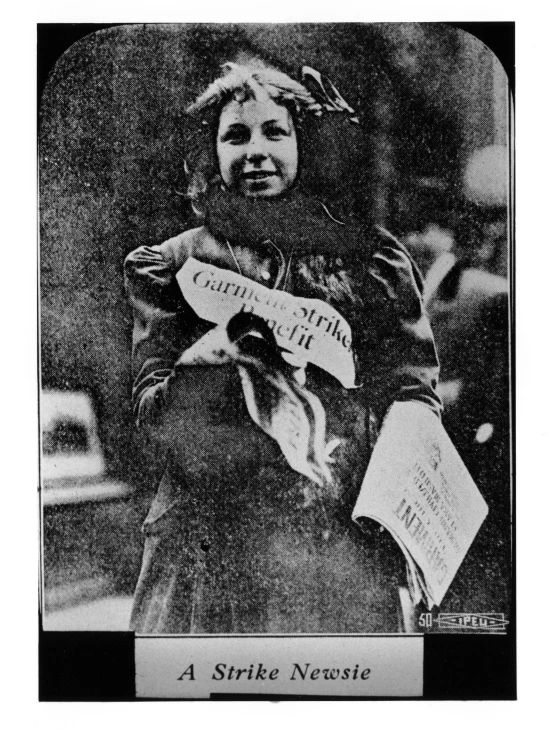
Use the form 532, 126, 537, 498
246, 132, 267, 160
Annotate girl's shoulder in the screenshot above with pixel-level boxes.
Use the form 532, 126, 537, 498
370, 224, 413, 259
124, 227, 218, 307
360, 225, 426, 314
125, 226, 223, 275
157, 226, 211, 270
356, 224, 422, 283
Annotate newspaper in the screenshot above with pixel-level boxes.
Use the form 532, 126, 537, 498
176, 257, 357, 388
352, 402, 489, 608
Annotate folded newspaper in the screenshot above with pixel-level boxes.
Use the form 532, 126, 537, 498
352, 401, 488, 608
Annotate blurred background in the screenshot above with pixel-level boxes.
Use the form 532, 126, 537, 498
39, 23, 512, 631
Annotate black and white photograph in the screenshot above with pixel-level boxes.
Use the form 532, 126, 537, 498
38, 21, 514, 699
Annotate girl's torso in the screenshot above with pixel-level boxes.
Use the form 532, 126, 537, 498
126, 222, 439, 633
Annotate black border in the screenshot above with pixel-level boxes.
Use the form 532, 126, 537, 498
39, 629, 516, 700
37, 23, 118, 105
39, 626, 135, 701
451, 22, 515, 94
38, 21, 516, 702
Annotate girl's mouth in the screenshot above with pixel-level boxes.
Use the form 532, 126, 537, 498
242, 170, 276, 180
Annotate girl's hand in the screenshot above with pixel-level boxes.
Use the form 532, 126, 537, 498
177, 313, 308, 386
280, 351, 308, 385
176, 325, 237, 367
177, 312, 273, 368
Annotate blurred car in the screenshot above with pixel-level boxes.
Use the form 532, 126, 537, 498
42, 390, 130, 504
41, 390, 143, 615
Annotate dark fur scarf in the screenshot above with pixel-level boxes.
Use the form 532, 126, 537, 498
203, 187, 375, 260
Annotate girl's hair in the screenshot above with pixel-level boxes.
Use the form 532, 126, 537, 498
184, 62, 369, 222
186, 62, 323, 118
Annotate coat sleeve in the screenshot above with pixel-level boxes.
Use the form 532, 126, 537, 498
360, 231, 442, 418
123, 232, 211, 427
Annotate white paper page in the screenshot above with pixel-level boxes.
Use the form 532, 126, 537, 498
353, 402, 488, 606
176, 257, 357, 388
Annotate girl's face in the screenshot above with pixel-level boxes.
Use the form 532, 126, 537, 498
216, 96, 298, 198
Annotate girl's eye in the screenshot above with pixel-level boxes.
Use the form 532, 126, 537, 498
266, 126, 288, 139
222, 127, 249, 144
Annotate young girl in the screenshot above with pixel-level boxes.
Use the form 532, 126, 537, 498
124, 63, 441, 633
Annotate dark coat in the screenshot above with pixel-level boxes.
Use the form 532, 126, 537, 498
124, 223, 441, 633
